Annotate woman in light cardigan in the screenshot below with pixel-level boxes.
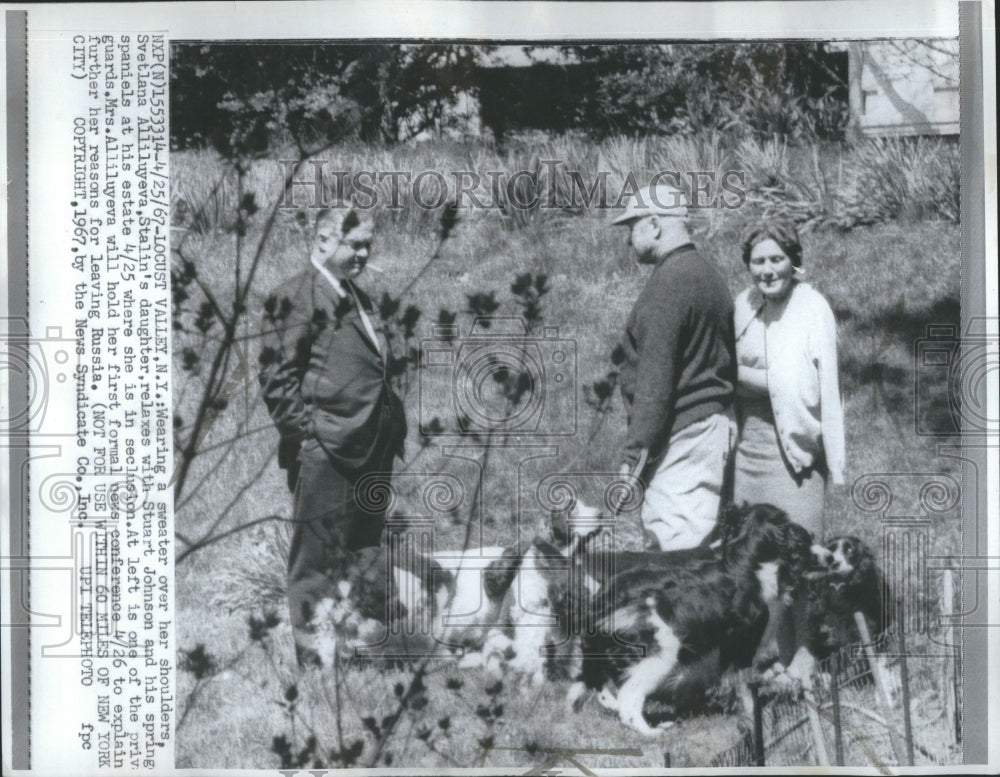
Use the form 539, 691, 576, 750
732, 220, 844, 533
732, 220, 845, 673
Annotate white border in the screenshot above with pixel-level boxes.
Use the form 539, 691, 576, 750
17, 0, 960, 40
979, 0, 999, 768
0, 9, 14, 776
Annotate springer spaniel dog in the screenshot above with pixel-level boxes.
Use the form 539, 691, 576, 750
307, 503, 608, 672
805, 535, 894, 667
307, 540, 525, 664
307, 501, 604, 673
485, 500, 729, 686
566, 503, 828, 736
465, 501, 610, 685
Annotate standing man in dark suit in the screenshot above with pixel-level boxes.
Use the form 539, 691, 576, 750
259, 208, 407, 666
612, 183, 736, 551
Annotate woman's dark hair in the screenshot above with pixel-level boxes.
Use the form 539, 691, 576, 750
740, 220, 803, 268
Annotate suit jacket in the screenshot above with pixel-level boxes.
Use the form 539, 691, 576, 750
259, 269, 407, 478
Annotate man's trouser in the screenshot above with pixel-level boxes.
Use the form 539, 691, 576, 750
286, 441, 392, 666
640, 409, 737, 551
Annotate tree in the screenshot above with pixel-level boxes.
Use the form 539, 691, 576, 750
170, 43, 491, 151
554, 42, 848, 141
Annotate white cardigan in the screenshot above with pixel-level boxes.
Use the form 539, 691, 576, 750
734, 281, 846, 485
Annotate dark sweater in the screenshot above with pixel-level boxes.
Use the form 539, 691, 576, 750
619, 244, 735, 465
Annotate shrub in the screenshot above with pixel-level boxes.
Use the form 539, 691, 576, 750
843, 137, 960, 225
735, 136, 960, 230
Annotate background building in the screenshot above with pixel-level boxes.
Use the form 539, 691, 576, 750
848, 40, 960, 136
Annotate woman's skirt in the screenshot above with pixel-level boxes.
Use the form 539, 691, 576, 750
732, 400, 827, 539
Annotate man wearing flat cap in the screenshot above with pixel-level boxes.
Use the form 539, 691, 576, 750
259, 208, 407, 665
613, 182, 736, 551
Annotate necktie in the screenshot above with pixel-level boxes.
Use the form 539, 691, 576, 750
347, 282, 381, 355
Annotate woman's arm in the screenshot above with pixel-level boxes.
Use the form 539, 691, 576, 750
733, 288, 769, 399
814, 297, 846, 484
737, 364, 769, 397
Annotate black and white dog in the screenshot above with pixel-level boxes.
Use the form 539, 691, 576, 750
461, 499, 644, 685
566, 503, 829, 736
490, 500, 764, 687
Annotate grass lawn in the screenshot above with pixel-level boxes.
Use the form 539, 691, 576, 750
171, 142, 962, 769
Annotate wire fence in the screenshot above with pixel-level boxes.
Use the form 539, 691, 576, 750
708, 724, 758, 768
707, 623, 962, 767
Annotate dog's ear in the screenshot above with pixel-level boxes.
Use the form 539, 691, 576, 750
760, 502, 791, 527
716, 502, 748, 539
856, 542, 888, 607
567, 526, 604, 560
714, 502, 751, 556
484, 543, 523, 601
848, 540, 877, 584
857, 541, 894, 630
550, 500, 575, 547
764, 504, 798, 547
784, 524, 819, 574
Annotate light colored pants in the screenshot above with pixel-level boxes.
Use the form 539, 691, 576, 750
641, 410, 737, 551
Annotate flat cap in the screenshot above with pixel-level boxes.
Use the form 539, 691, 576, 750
611, 182, 689, 224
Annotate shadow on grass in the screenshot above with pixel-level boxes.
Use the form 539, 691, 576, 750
834, 296, 960, 345
836, 294, 960, 438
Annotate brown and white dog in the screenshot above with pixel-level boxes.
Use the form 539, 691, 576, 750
306, 540, 524, 664
454, 501, 611, 684
305, 508, 600, 670
802, 534, 895, 686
